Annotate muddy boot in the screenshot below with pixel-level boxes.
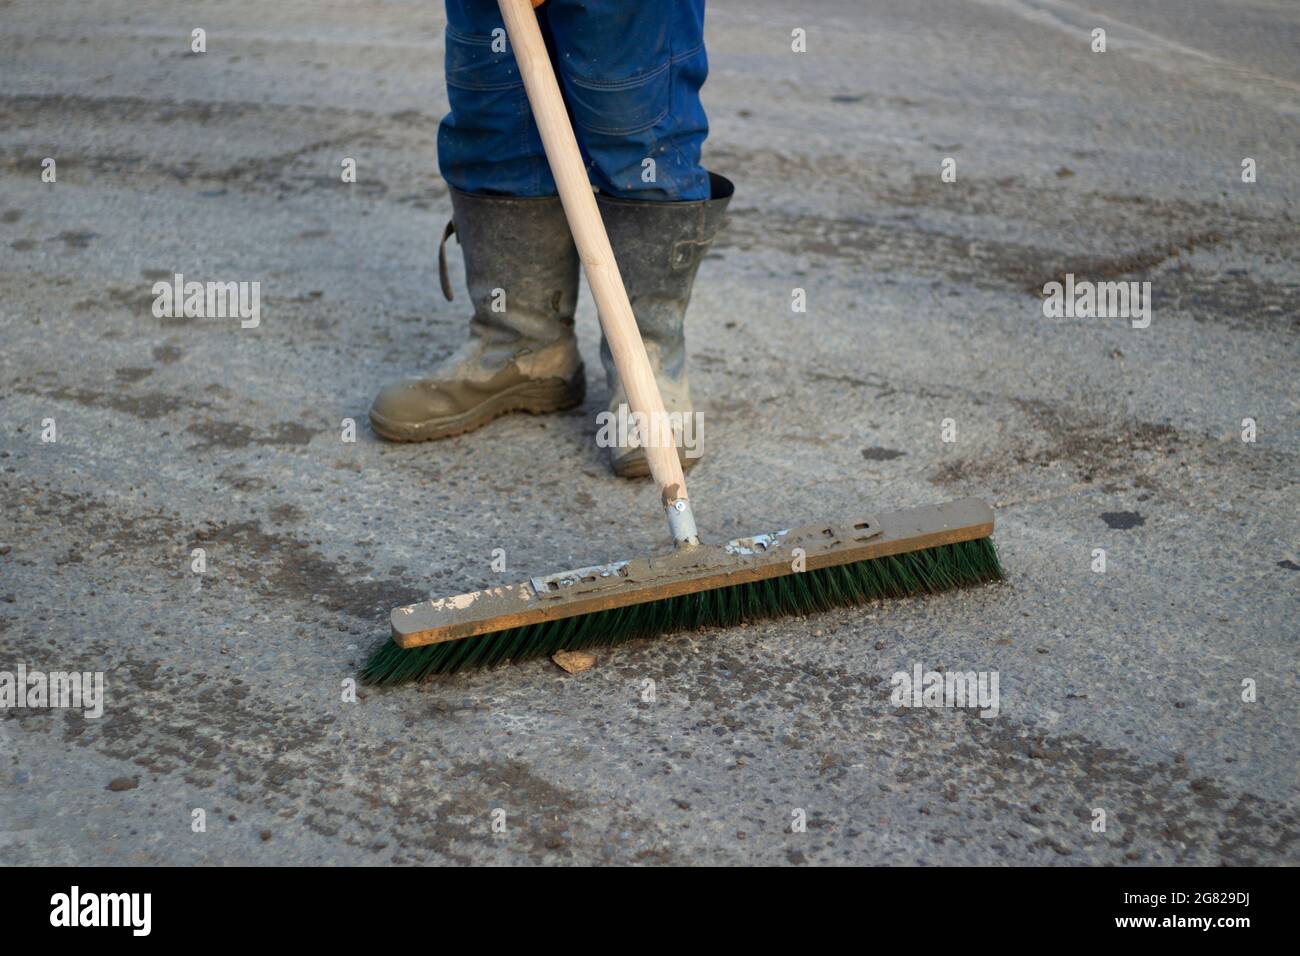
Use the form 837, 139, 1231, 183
369, 190, 584, 442
598, 173, 734, 477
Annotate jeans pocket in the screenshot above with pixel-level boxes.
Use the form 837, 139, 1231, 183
562, 59, 672, 137
444, 27, 522, 92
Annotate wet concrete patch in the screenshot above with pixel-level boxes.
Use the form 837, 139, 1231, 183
1100, 511, 1145, 530
114, 367, 155, 384
52, 230, 98, 250
725, 205, 1271, 312
268, 503, 306, 524
185, 420, 316, 450
192, 519, 415, 620
20, 384, 208, 421
948, 715, 1298, 865
7, 487, 187, 565
862, 446, 906, 461
931, 398, 1185, 490
1152, 269, 1300, 332
1033, 231, 1224, 295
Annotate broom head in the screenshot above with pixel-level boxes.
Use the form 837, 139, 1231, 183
364, 497, 1002, 683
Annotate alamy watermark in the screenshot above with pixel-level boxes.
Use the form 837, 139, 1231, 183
151, 273, 260, 328
595, 403, 702, 458
890, 662, 999, 718
1042, 273, 1151, 329
0, 664, 104, 718
50, 886, 150, 936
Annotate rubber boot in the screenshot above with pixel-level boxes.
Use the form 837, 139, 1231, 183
369, 190, 584, 442
598, 173, 734, 477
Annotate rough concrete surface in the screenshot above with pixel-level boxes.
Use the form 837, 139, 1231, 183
1, 0, 1297, 865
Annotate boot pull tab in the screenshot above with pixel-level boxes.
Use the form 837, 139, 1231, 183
670, 237, 710, 272
438, 219, 457, 301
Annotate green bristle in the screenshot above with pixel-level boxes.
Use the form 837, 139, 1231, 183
362, 536, 1004, 686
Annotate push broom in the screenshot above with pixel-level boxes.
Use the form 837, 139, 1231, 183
362, 0, 1003, 684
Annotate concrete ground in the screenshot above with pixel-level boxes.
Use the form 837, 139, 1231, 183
1, 0, 1296, 865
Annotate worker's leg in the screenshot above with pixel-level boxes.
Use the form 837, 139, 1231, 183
548, 0, 731, 476
437, 0, 554, 195
591, 173, 733, 476
369, 0, 582, 442
545, 0, 711, 201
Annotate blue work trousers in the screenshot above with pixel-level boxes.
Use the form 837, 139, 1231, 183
439, 0, 711, 200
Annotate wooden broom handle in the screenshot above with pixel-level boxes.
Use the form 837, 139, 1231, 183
497, 0, 699, 545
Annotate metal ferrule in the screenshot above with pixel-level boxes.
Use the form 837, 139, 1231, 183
665, 498, 700, 547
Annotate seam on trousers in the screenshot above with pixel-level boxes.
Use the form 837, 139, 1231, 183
564, 57, 672, 92
445, 27, 524, 92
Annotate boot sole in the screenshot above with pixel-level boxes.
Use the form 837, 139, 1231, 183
370, 366, 585, 443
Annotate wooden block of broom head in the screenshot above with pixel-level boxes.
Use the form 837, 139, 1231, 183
390, 498, 995, 649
